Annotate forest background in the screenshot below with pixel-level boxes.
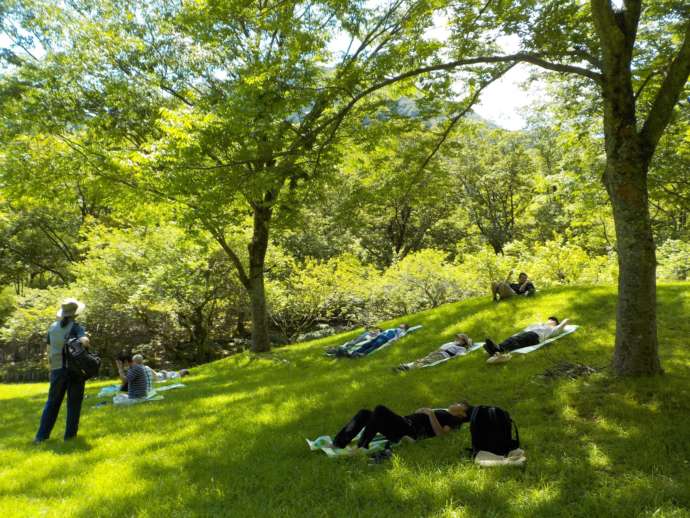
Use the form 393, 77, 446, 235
0, 0, 688, 381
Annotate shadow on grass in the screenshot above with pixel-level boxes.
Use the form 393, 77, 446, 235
2, 284, 689, 517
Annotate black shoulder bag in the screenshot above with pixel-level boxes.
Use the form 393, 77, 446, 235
62, 323, 101, 380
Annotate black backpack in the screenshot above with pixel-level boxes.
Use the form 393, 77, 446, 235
63, 324, 101, 381
469, 405, 520, 457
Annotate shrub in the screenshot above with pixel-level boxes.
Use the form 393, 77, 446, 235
371, 249, 465, 319
657, 239, 690, 280
267, 254, 376, 338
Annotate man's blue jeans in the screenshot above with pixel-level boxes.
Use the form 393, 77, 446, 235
35, 368, 85, 441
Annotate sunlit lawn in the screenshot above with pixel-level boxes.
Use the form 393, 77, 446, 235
1, 283, 689, 517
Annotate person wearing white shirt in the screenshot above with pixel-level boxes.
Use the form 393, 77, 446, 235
484, 317, 570, 356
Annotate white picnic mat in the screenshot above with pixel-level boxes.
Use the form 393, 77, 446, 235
419, 342, 485, 368
511, 325, 579, 354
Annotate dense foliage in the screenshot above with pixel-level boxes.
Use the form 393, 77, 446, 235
0, 0, 688, 377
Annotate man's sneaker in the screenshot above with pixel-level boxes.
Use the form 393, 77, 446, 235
483, 339, 499, 356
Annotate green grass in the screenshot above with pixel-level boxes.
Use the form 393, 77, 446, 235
1, 284, 690, 517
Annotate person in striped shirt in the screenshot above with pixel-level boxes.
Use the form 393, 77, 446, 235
132, 354, 154, 394
115, 353, 149, 399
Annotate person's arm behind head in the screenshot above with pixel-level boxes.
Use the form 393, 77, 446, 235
426, 410, 451, 436
549, 318, 570, 337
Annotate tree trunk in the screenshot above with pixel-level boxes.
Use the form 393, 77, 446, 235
190, 307, 211, 361
591, 0, 666, 376
236, 310, 248, 338
604, 154, 662, 375
598, 54, 661, 375
489, 239, 503, 255
248, 203, 272, 353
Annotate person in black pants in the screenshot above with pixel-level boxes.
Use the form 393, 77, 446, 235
483, 316, 570, 356
492, 271, 536, 301
333, 402, 472, 450
35, 298, 90, 443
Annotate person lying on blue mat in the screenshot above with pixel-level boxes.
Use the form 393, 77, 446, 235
325, 327, 382, 357
331, 324, 416, 358
483, 316, 570, 356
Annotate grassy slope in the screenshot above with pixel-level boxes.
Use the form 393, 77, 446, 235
1, 284, 689, 518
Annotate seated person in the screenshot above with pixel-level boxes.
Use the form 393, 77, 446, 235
484, 316, 570, 356
396, 334, 473, 371
343, 324, 411, 358
326, 327, 382, 356
491, 271, 535, 301
131, 354, 155, 393
115, 352, 149, 400
333, 401, 472, 450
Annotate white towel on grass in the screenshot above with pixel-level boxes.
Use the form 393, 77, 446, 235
511, 325, 579, 354
475, 448, 526, 467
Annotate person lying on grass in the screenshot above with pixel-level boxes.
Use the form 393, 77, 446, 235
343, 324, 412, 358
483, 316, 570, 357
134, 354, 190, 383
152, 368, 190, 381
325, 327, 382, 356
395, 334, 473, 371
329, 324, 412, 358
491, 271, 536, 302
332, 401, 472, 450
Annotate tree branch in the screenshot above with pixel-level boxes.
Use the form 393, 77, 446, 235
590, 0, 627, 56
634, 69, 662, 100
208, 228, 251, 290
416, 64, 516, 176
639, 21, 690, 158
2, 243, 68, 283
326, 52, 601, 132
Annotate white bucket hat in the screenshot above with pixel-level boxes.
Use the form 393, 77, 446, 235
57, 298, 85, 318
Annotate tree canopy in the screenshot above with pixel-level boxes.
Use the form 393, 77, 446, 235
1, 0, 688, 377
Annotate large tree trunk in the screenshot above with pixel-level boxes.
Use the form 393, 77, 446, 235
247, 203, 272, 353
591, 0, 666, 376
600, 103, 662, 375
604, 154, 661, 375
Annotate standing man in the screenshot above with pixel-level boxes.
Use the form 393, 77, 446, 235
35, 298, 90, 443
